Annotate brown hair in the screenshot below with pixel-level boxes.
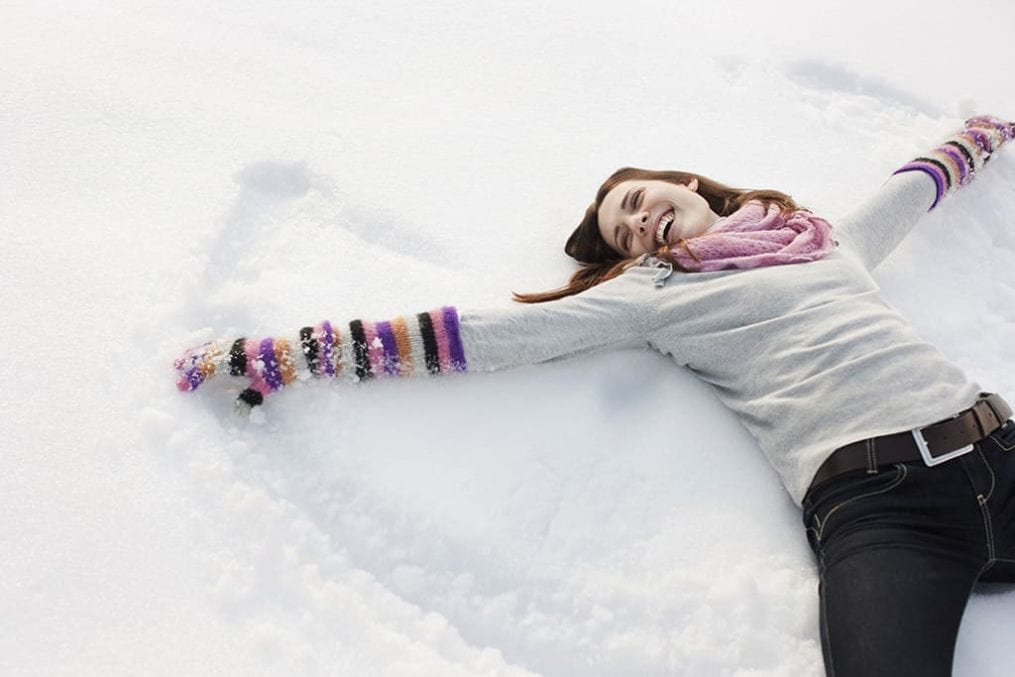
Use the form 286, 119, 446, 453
513, 168, 799, 303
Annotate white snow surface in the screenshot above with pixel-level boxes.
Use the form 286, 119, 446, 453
3, 1, 1015, 675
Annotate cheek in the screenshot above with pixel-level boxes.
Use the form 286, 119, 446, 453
686, 199, 709, 222
689, 215, 713, 237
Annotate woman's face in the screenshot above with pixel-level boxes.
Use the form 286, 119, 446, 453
597, 178, 720, 258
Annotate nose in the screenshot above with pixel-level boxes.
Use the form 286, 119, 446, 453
631, 211, 650, 236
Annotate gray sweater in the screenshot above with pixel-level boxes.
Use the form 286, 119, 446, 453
460, 171, 981, 505
179, 125, 1008, 503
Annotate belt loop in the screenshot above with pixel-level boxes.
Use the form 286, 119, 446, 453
983, 393, 1004, 429
865, 438, 878, 474
971, 403, 990, 439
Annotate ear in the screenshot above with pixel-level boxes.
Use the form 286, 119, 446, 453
686, 178, 699, 192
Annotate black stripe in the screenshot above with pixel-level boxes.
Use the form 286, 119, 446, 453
229, 338, 247, 376
349, 319, 371, 381
299, 326, 319, 376
944, 140, 976, 174
914, 156, 953, 190
238, 388, 263, 407
416, 312, 440, 375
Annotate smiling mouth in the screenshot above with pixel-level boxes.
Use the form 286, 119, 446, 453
655, 210, 675, 245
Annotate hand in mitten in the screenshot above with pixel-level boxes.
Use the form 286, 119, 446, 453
893, 114, 1014, 210
175, 308, 467, 412
175, 337, 297, 411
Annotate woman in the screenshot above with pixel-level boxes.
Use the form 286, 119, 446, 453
177, 115, 1015, 676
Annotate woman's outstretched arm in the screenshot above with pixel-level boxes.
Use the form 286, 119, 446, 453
176, 308, 471, 409
834, 115, 1013, 269
175, 267, 657, 410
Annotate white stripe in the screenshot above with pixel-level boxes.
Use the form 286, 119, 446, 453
405, 315, 427, 377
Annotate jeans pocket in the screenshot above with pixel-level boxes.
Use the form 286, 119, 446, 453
804, 464, 908, 545
988, 419, 1015, 452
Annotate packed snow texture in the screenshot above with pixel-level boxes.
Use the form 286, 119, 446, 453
3, 1, 1015, 675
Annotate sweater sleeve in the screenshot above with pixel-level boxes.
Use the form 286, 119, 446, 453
459, 267, 654, 372
175, 268, 655, 409
835, 115, 1014, 270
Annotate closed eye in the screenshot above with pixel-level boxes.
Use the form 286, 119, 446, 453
614, 225, 631, 253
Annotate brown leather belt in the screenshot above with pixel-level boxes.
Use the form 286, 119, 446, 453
809, 393, 1012, 492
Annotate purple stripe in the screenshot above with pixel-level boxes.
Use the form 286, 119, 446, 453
894, 162, 944, 210
375, 321, 400, 375
969, 116, 1013, 142
965, 128, 993, 154
260, 338, 283, 390
938, 145, 969, 184
321, 321, 335, 376
186, 367, 203, 390
441, 306, 467, 371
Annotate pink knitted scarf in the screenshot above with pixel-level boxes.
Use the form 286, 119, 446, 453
666, 201, 835, 272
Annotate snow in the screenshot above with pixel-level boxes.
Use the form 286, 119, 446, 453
3, 1, 1014, 675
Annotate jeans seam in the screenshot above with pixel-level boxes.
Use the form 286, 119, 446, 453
977, 447, 997, 502
815, 464, 908, 542
976, 494, 996, 565
818, 559, 835, 677
988, 425, 1015, 451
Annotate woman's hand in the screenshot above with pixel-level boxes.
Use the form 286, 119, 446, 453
892, 114, 1014, 210
963, 115, 1014, 167
175, 336, 296, 412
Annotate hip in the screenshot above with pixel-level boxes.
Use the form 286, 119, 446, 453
802, 419, 1015, 575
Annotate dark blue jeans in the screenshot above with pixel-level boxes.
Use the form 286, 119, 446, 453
802, 420, 1015, 677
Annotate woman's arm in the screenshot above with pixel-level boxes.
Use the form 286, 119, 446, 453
176, 307, 470, 409
175, 268, 656, 410
835, 115, 1013, 270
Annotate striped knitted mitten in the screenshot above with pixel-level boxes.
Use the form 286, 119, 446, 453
893, 115, 1014, 210
175, 306, 467, 410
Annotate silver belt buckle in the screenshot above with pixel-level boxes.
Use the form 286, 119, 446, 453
912, 428, 973, 467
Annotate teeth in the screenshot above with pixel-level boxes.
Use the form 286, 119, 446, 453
656, 211, 675, 244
